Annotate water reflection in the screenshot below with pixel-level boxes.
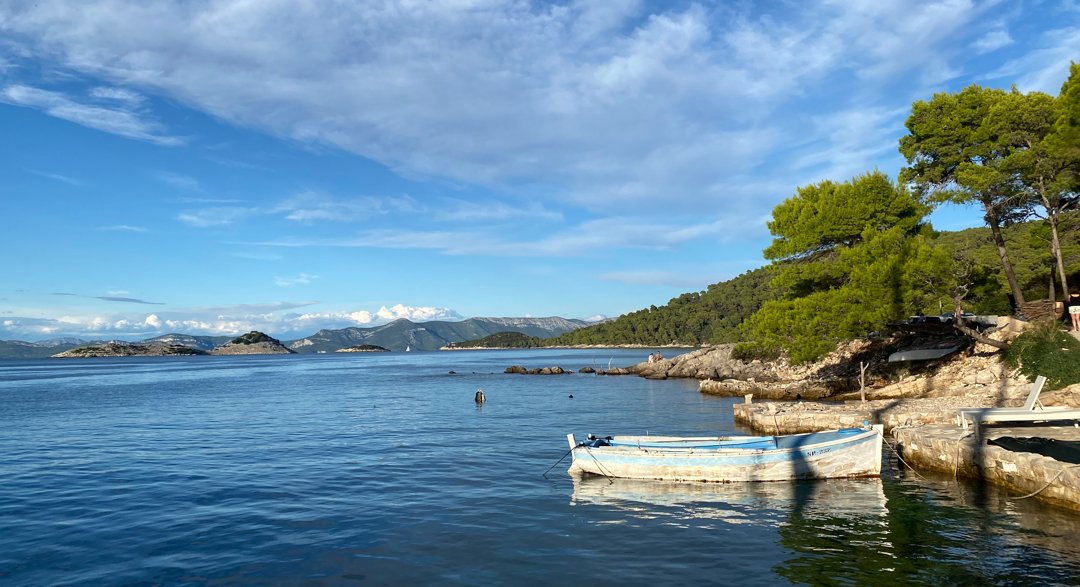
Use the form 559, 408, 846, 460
571, 473, 1080, 586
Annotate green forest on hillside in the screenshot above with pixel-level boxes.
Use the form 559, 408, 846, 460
527, 215, 1080, 349
477, 65, 1080, 358
544, 267, 779, 346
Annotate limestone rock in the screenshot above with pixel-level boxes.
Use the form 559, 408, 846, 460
578, 366, 595, 373
504, 365, 527, 374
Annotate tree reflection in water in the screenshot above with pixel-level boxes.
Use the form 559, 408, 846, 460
571, 471, 1080, 586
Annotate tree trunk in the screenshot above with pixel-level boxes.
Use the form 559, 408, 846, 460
954, 294, 1009, 350
1048, 208, 1070, 296
1050, 264, 1056, 301
985, 203, 1025, 306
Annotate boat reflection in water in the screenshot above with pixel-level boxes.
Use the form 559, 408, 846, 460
570, 473, 888, 524
570, 473, 1080, 585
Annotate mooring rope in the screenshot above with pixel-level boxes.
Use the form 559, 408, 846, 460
1010, 464, 1080, 500
582, 446, 616, 484
881, 435, 927, 480
542, 445, 579, 477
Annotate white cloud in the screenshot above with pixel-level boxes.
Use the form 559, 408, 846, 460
583, 314, 607, 322
107, 290, 130, 295
971, 30, 1013, 54
0, 302, 463, 340
90, 86, 144, 105
0, 84, 182, 146
100, 225, 147, 232
274, 273, 316, 286
0, 0, 997, 211
178, 207, 252, 227
257, 215, 755, 257
987, 26, 1080, 94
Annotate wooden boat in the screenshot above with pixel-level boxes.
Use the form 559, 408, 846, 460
567, 426, 883, 482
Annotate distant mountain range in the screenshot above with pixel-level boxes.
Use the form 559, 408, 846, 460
282, 317, 586, 352
138, 333, 236, 351
0, 316, 587, 358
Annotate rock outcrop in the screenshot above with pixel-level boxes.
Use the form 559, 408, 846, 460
505, 365, 572, 374
209, 332, 295, 355
52, 343, 207, 358
335, 345, 390, 353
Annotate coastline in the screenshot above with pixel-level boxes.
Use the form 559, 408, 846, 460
440, 344, 701, 351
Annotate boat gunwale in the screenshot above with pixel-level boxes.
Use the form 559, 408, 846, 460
577, 427, 880, 458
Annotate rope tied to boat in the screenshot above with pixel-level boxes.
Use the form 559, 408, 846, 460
542, 444, 581, 477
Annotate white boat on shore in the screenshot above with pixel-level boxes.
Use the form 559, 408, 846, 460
567, 426, 884, 483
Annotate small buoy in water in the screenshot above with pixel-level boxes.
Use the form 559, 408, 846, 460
475, 389, 486, 404
449, 371, 456, 374
569, 395, 574, 399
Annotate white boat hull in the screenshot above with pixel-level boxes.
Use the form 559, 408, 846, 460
568, 426, 883, 483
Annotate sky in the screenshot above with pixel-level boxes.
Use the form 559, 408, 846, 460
1, 0, 1079, 342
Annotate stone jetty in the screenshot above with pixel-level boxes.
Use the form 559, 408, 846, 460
893, 424, 1080, 512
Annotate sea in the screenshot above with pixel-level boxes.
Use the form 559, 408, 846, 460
2, 349, 1079, 586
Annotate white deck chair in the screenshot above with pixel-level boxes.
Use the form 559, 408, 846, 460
956, 376, 1080, 433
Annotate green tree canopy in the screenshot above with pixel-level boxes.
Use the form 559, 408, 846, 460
764, 170, 929, 262
899, 84, 1029, 306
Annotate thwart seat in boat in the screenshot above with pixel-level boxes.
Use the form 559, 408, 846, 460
567, 426, 883, 483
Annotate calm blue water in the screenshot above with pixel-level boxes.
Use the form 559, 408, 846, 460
2, 349, 1080, 586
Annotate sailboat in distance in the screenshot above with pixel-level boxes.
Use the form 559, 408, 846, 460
406, 345, 411, 352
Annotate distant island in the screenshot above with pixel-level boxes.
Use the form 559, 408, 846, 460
52, 342, 207, 358
49, 331, 294, 358
0, 317, 591, 359
442, 331, 542, 349
335, 345, 390, 353
209, 331, 294, 355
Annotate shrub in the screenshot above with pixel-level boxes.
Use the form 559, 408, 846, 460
1003, 321, 1080, 390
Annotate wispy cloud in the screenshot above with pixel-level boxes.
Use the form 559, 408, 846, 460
274, 273, 316, 286
232, 251, 282, 261
178, 207, 253, 227
598, 271, 722, 289
433, 199, 562, 222
158, 171, 203, 192
971, 30, 1013, 54
51, 292, 77, 296
987, 26, 1080, 93
25, 168, 82, 185
89, 86, 144, 105
100, 225, 147, 232
107, 290, 130, 295
258, 215, 738, 257
0, 85, 183, 146
0, 0, 1007, 211
93, 296, 165, 305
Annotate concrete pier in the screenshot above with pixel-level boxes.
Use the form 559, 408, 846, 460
892, 424, 1080, 512
733, 396, 996, 435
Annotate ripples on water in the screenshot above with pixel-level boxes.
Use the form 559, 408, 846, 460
1, 350, 1079, 586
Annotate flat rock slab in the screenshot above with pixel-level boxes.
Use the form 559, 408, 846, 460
894, 424, 1080, 512
733, 396, 998, 435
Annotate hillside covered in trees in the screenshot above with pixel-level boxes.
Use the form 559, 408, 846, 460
477, 64, 1080, 358
543, 267, 779, 347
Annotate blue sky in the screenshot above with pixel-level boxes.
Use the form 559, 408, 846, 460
1, 0, 1078, 341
